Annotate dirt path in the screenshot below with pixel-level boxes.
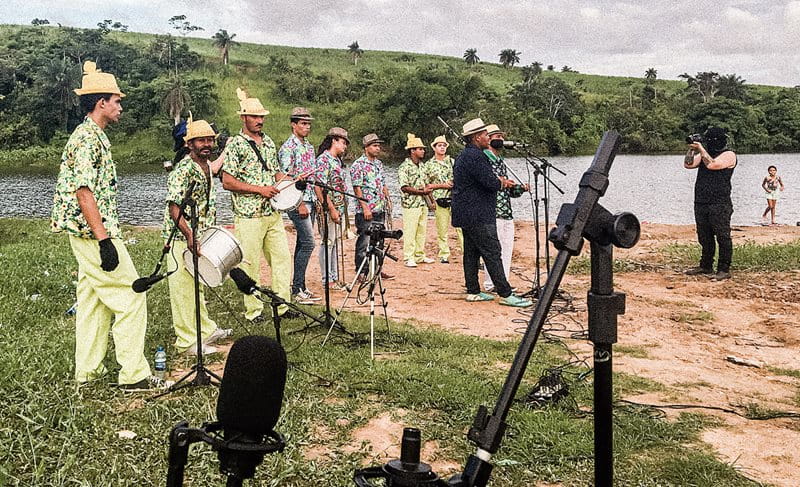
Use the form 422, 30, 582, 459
267, 218, 800, 485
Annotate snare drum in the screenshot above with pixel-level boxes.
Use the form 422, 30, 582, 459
183, 226, 243, 287
270, 179, 303, 212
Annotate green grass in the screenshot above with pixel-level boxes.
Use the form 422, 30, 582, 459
671, 310, 715, 324
615, 345, 652, 359
767, 367, 800, 379
664, 241, 800, 271
0, 218, 760, 486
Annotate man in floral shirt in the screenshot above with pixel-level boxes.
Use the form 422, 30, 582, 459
222, 88, 297, 322
51, 61, 160, 391
312, 127, 350, 285
398, 133, 434, 267
483, 124, 528, 293
423, 135, 463, 264
162, 118, 232, 356
278, 107, 320, 304
350, 133, 394, 279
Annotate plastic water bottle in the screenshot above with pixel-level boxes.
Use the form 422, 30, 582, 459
154, 346, 167, 380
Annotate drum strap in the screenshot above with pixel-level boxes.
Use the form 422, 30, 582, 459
243, 137, 270, 173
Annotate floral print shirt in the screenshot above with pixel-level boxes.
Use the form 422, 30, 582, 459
397, 158, 426, 209
484, 149, 524, 220
313, 151, 348, 211
278, 134, 316, 202
51, 117, 121, 239
161, 155, 217, 240
349, 154, 388, 213
423, 155, 454, 200
222, 131, 279, 218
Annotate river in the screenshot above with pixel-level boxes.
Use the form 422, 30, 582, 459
1, 153, 797, 227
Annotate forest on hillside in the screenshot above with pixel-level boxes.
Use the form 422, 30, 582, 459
1, 21, 799, 166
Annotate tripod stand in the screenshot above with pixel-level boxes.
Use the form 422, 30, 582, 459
306, 180, 366, 332
155, 195, 222, 398
323, 232, 396, 358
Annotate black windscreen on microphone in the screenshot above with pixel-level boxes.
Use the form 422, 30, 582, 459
131, 273, 167, 293
216, 335, 287, 437
229, 267, 256, 295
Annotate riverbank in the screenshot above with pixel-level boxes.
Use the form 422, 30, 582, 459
2, 217, 798, 485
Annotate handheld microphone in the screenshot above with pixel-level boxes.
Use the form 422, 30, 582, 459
229, 267, 257, 295
490, 139, 530, 149
217, 335, 287, 437
132, 273, 168, 293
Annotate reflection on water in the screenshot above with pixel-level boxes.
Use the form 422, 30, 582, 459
2, 153, 797, 226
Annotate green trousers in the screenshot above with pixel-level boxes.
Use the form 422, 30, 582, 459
402, 206, 427, 262
235, 213, 291, 320
433, 205, 463, 260
167, 240, 218, 350
69, 235, 151, 385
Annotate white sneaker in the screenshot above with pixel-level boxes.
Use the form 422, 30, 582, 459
184, 344, 218, 356
203, 327, 233, 345
405, 260, 418, 268
421, 257, 435, 264
294, 289, 321, 304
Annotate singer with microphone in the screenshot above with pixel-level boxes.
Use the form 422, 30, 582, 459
162, 117, 232, 356
483, 124, 529, 293
451, 118, 532, 308
50, 61, 161, 391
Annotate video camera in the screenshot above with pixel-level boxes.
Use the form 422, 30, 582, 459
685, 133, 704, 144
366, 222, 402, 243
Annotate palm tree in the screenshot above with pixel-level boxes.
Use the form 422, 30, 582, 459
162, 77, 190, 125
680, 71, 720, 102
463, 48, 479, 65
521, 62, 542, 85
348, 41, 363, 65
38, 57, 80, 131
716, 73, 747, 100
644, 67, 657, 82
498, 49, 521, 68
212, 29, 237, 65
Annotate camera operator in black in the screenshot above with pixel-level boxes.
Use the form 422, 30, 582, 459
683, 127, 737, 280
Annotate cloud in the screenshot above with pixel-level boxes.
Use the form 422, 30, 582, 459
3, 0, 799, 86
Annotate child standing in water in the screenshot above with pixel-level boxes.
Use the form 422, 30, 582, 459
761, 165, 784, 225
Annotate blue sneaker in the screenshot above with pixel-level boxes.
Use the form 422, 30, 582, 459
500, 294, 532, 308
466, 292, 494, 302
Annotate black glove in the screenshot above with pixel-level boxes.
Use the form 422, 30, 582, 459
98, 238, 119, 272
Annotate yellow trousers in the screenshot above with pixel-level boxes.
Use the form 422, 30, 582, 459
69, 235, 150, 385
235, 213, 291, 319
166, 240, 218, 350
434, 205, 463, 260
402, 206, 427, 262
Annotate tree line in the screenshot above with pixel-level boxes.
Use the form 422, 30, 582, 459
1, 22, 799, 166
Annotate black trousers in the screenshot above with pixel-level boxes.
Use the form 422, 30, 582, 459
694, 203, 733, 272
355, 211, 385, 275
461, 222, 512, 297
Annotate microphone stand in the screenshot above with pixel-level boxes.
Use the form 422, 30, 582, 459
354, 131, 641, 487
305, 180, 366, 335
516, 148, 565, 297
166, 420, 285, 487
239, 280, 329, 345
137, 181, 198, 290
154, 196, 222, 399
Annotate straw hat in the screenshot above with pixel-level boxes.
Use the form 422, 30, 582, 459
183, 115, 217, 142
290, 107, 314, 121
485, 124, 505, 136
404, 133, 425, 150
73, 61, 125, 97
328, 127, 350, 143
430, 135, 449, 148
236, 88, 269, 116
461, 118, 487, 137
362, 133, 384, 147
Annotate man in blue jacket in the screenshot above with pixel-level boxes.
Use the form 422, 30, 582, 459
451, 118, 531, 307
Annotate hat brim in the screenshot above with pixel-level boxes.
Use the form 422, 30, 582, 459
238, 110, 269, 116
364, 139, 384, 146
405, 144, 425, 150
462, 125, 487, 137
73, 88, 126, 98
431, 141, 449, 148
291, 115, 314, 121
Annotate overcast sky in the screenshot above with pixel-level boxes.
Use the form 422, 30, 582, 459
3, 0, 800, 86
